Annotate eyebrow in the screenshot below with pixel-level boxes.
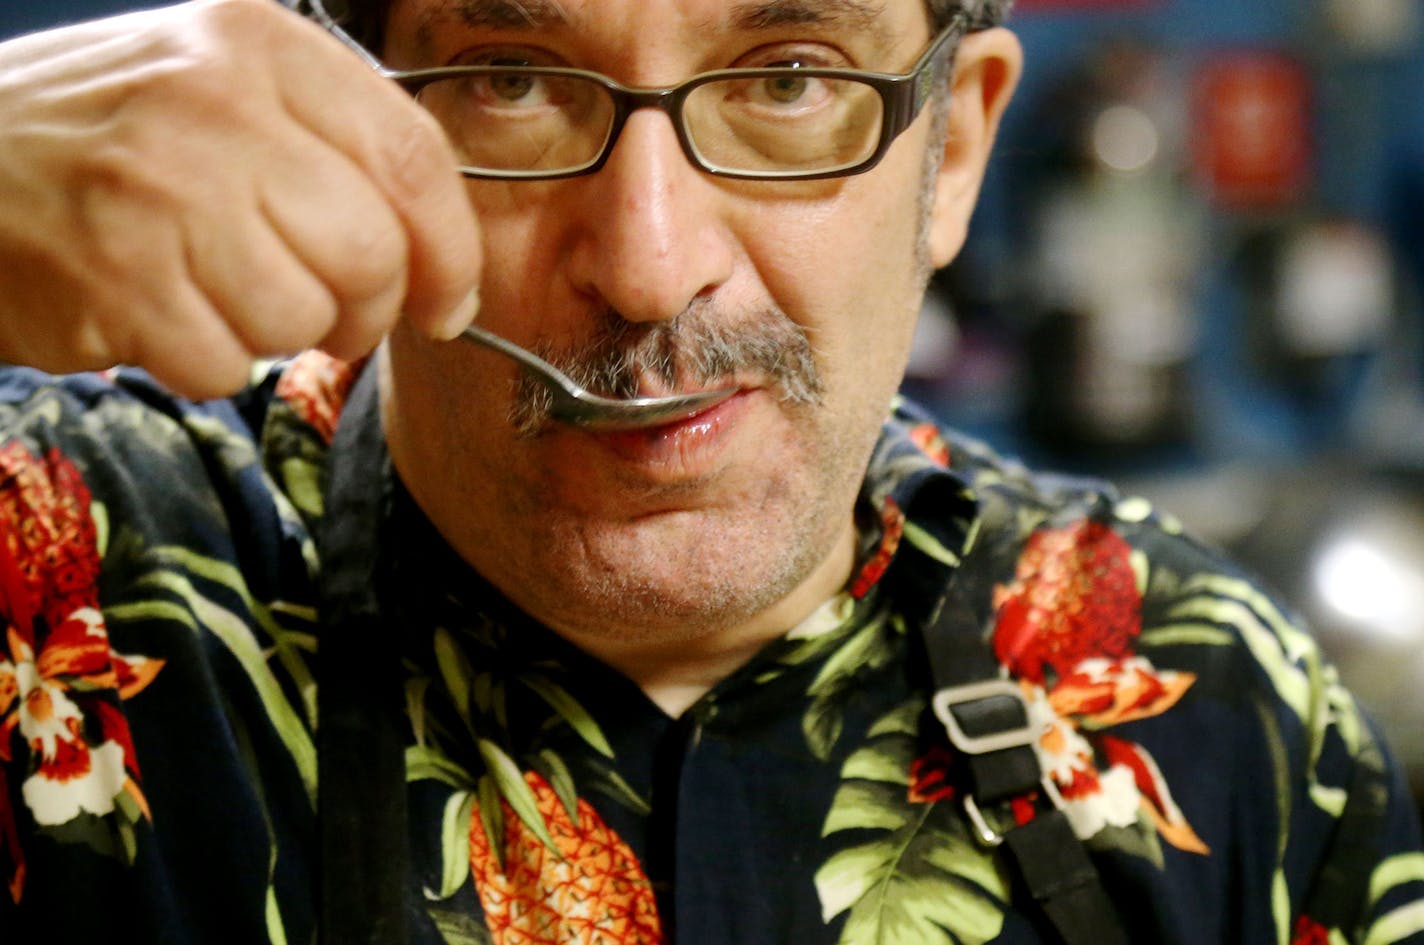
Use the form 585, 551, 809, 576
729, 0, 889, 30
415, 0, 570, 53
449, 0, 571, 27
724, 0, 901, 61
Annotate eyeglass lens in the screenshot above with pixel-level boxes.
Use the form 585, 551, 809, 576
415, 71, 888, 176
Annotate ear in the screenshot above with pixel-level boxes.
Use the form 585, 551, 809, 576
927, 28, 1023, 269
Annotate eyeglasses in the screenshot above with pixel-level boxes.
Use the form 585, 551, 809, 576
307, 0, 968, 181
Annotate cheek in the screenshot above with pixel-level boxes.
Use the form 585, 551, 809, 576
385, 323, 519, 475
740, 192, 926, 394
471, 198, 560, 330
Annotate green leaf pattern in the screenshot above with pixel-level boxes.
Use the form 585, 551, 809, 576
816, 700, 1012, 945
405, 619, 638, 896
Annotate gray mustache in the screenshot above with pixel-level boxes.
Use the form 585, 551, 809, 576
508, 306, 824, 435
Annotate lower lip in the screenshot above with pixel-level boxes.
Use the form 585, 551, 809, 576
590, 391, 751, 472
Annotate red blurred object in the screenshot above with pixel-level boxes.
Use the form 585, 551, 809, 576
1192, 52, 1313, 211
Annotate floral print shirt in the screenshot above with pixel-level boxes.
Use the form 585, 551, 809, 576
1, 352, 1422, 945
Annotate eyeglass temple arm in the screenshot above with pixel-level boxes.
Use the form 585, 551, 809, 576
304, 0, 395, 74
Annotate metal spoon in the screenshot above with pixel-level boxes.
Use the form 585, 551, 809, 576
458, 325, 737, 431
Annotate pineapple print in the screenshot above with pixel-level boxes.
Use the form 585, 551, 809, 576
469, 770, 663, 945
411, 625, 661, 942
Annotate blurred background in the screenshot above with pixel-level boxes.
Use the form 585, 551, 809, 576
905, 0, 1424, 809
6, 0, 1424, 804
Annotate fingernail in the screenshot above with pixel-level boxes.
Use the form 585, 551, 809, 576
434, 286, 480, 339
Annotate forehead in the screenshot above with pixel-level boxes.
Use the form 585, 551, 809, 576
414, 0, 896, 27
390, 0, 929, 57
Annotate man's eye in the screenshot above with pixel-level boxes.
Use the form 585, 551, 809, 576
468, 56, 556, 107
489, 72, 537, 102
763, 73, 809, 104
743, 66, 832, 111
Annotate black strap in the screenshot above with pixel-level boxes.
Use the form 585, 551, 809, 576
316, 368, 412, 945
1003, 813, 1132, 944
921, 552, 1130, 945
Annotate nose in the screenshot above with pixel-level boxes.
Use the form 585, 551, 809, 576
563, 109, 735, 324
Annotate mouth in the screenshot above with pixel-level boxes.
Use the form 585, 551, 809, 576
557, 382, 741, 433
582, 387, 756, 474
495, 304, 824, 435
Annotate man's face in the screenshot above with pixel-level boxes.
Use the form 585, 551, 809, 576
377, 0, 1015, 648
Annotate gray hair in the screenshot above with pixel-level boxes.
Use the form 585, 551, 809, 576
932, 0, 1015, 30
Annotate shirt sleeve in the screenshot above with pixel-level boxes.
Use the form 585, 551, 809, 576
0, 367, 319, 944
1289, 697, 1424, 943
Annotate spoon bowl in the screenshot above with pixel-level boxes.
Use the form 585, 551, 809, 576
458, 324, 737, 431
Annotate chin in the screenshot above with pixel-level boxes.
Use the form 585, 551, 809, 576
525, 507, 831, 642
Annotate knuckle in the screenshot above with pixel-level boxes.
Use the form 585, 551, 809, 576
7, 308, 113, 375
256, 284, 340, 355
131, 321, 252, 399
379, 109, 454, 205
198, 0, 269, 21
332, 214, 409, 303
192, 0, 287, 49
61, 315, 119, 371
72, 149, 177, 274
119, 2, 286, 130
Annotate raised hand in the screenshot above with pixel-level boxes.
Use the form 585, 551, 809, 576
0, 0, 481, 398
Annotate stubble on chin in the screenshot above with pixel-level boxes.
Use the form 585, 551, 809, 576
525, 481, 849, 648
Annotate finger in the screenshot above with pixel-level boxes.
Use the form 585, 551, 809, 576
127, 277, 262, 401
83, 194, 261, 399
269, 18, 483, 336
367, 108, 483, 338
184, 195, 342, 358
255, 132, 411, 359
13, 155, 260, 398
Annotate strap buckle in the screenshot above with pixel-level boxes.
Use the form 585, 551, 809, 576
963, 776, 1069, 847
931, 679, 1037, 755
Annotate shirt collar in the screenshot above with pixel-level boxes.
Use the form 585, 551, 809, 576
847, 397, 982, 628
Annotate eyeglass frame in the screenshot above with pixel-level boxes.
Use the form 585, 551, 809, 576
306, 0, 971, 182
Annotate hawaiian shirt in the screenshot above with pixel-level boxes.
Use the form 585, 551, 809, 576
1, 352, 1422, 945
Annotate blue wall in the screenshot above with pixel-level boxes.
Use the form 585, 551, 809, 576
0, 0, 155, 38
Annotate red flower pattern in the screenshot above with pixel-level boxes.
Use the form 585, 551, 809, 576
274, 352, 359, 445
1291, 915, 1331, 945
908, 423, 951, 467
978, 518, 1206, 855
907, 745, 958, 804
849, 498, 904, 599
0, 442, 164, 902
992, 519, 1141, 685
